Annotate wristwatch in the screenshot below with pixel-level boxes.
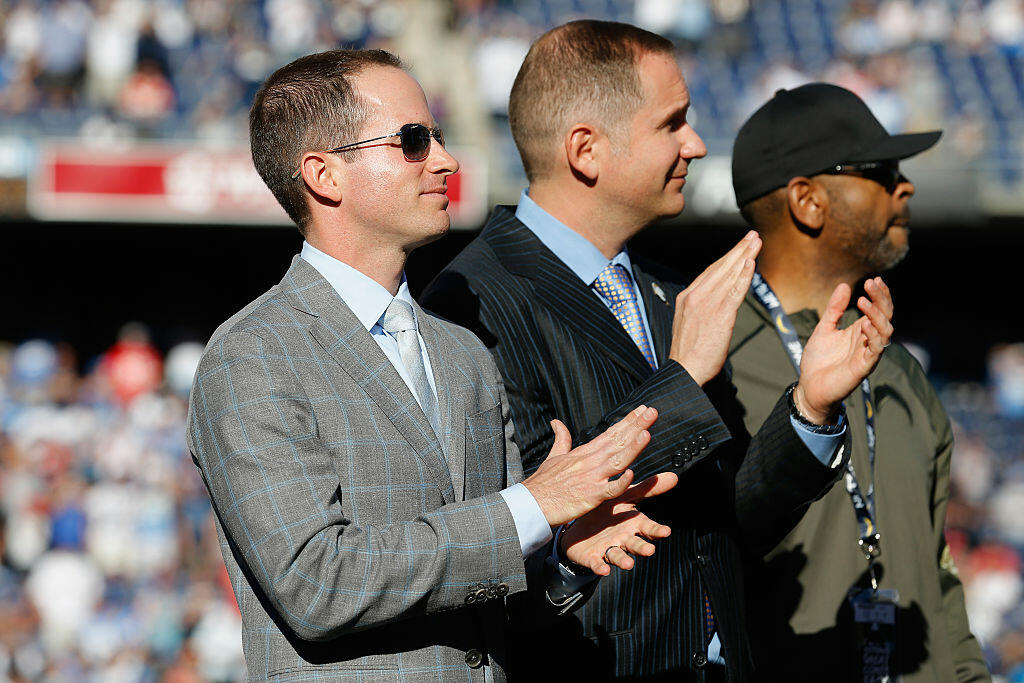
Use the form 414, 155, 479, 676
786, 381, 845, 434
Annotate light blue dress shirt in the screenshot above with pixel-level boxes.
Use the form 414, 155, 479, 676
515, 189, 846, 664
300, 242, 552, 559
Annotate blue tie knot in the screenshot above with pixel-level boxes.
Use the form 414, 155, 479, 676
593, 264, 637, 307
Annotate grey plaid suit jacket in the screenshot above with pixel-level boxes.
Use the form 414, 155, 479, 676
186, 255, 530, 681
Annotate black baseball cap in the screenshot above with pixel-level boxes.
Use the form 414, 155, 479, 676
731, 83, 941, 207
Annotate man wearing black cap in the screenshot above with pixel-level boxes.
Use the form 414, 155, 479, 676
728, 83, 989, 682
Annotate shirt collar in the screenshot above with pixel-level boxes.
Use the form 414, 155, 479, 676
515, 188, 633, 286
300, 241, 416, 331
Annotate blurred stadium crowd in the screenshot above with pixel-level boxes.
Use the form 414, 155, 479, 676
3, 0, 1024, 681
467, 0, 1024, 187
2, 0, 1024, 186
0, 329, 245, 681
0, 0, 408, 143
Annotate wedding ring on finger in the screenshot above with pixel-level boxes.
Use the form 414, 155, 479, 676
603, 545, 631, 565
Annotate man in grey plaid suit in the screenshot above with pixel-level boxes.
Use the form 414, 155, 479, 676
186, 49, 678, 681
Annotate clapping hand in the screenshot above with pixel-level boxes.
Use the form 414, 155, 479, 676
795, 277, 894, 423
523, 405, 659, 527
669, 231, 762, 386
560, 472, 678, 575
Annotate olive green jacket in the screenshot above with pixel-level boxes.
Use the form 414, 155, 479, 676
728, 291, 989, 682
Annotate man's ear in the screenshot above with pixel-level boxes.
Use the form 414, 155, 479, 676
564, 123, 603, 183
786, 176, 827, 233
297, 152, 344, 204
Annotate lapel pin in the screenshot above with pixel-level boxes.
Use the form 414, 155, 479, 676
651, 282, 668, 304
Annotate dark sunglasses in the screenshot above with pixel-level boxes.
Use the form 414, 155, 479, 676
291, 123, 445, 179
825, 160, 905, 194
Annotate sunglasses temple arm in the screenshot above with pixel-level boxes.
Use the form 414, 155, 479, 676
293, 129, 414, 179
291, 132, 401, 179
328, 132, 402, 153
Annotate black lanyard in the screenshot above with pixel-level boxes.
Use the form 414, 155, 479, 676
750, 272, 882, 587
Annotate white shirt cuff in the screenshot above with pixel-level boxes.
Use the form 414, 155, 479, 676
499, 483, 553, 557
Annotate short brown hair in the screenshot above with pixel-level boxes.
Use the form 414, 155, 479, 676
249, 49, 403, 235
508, 20, 675, 183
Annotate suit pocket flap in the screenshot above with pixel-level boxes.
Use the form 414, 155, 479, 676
465, 403, 502, 441
464, 403, 506, 498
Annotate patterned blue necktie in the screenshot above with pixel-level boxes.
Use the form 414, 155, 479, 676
592, 264, 657, 370
705, 592, 716, 643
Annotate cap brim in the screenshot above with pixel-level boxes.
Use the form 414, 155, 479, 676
845, 130, 942, 163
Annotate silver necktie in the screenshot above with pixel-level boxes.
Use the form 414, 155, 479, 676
380, 299, 442, 440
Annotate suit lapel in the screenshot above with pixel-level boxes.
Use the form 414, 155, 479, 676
280, 256, 456, 504
482, 207, 653, 381
632, 264, 676, 365
417, 309, 467, 502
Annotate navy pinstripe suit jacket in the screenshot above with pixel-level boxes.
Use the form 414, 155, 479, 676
421, 206, 847, 681
187, 255, 538, 681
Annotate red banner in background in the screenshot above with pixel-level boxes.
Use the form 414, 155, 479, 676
28, 143, 485, 228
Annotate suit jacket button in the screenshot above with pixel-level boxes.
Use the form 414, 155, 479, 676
465, 649, 484, 668
672, 451, 686, 467
464, 592, 477, 605
496, 583, 509, 596
692, 652, 708, 669
697, 434, 708, 449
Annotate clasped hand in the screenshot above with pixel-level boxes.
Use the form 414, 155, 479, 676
560, 472, 677, 575
522, 405, 678, 573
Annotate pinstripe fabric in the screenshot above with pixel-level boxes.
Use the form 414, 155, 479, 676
186, 255, 533, 682
421, 206, 848, 682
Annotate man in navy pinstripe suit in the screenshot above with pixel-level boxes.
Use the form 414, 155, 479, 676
187, 49, 684, 681
422, 21, 895, 681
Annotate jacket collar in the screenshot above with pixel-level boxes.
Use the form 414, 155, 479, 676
481, 206, 667, 381
278, 255, 461, 503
